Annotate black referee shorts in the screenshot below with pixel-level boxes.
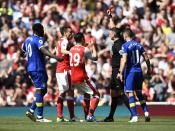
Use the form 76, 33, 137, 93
110, 68, 124, 91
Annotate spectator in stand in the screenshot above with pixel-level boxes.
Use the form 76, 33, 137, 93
166, 76, 175, 104
150, 73, 167, 101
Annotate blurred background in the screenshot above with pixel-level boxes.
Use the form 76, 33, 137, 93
0, 0, 175, 107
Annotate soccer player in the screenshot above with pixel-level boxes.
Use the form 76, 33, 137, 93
55, 26, 75, 122
117, 28, 151, 122
69, 32, 100, 122
21, 23, 63, 122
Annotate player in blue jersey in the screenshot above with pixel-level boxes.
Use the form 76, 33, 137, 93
117, 28, 151, 122
21, 23, 63, 122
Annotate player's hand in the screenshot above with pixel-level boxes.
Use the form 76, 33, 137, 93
56, 56, 63, 62
117, 73, 123, 82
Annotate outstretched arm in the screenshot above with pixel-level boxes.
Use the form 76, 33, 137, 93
40, 47, 63, 61
88, 39, 98, 61
61, 48, 71, 56
85, 46, 98, 61
20, 43, 26, 58
107, 9, 115, 29
20, 49, 26, 58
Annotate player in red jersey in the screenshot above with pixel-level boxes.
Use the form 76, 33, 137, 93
55, 26, 75, 122
69, 32, 100, 122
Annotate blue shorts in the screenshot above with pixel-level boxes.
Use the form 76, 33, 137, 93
124, 72, 143, 92
28, 71, 48, 89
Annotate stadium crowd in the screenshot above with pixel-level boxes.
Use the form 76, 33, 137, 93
0, 0, 175, 106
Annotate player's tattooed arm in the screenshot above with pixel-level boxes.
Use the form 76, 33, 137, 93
20, 43, 26, 58
19, 49, 26, 58
40, 47, 63, 61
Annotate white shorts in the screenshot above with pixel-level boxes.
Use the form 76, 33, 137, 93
73, 80, 97, 95
56, 70, 71, 93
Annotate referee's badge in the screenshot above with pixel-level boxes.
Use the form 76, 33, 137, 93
119, 50, 123, 55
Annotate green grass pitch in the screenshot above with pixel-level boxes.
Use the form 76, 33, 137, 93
0, 117, 175, 131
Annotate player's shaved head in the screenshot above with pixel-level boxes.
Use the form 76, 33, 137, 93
32, 23, 44, 37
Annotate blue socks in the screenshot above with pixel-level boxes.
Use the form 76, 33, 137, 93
137, 95, 148, 113
129, 96, 137, 117
30, 101, 37, 113
35, 93, 44, 118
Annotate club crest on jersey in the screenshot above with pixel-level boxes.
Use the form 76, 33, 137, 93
39, 40, 43, 45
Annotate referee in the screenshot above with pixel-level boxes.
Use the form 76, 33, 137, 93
102, 10, 131, 122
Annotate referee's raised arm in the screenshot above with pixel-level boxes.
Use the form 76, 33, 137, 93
107, 7, 116, 29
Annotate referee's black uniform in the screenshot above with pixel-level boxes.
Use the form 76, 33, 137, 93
110, 38, 124, 90
103, 34, 130, 122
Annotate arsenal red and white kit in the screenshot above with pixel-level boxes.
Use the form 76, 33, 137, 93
56, 38, 70, 72
55, 38, 71, 93
69, 44, 98, 95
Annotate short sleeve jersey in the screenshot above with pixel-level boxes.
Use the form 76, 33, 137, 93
21, 35, 46, 72
121, 40, 145, 72
69, 44, 89, 84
